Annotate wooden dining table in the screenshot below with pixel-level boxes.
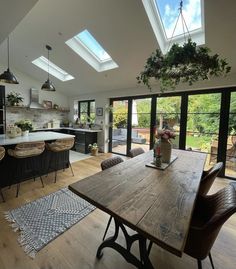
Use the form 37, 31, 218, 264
69, 149, 206, 268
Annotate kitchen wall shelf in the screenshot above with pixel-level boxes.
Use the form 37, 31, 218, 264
6, 105, 70, 112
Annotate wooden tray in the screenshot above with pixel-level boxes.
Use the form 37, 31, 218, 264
145, 155, 178, 170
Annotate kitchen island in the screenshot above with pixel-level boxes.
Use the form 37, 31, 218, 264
0, 131, 75, 145
0, 131, 75, 188
33, 128, 102, 154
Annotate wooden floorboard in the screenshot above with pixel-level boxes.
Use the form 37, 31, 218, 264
0, 152, 235, 269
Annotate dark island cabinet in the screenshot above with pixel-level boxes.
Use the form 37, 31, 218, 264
74, 131, 97, 154
32, 129, 98, 154
0, 86, 6, 134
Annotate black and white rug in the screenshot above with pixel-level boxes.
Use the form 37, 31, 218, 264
5, 188, 95, 258
230, 181, 236, 190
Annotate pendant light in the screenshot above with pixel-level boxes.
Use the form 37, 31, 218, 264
0, 36, 19, 84
41, 44, 55, 91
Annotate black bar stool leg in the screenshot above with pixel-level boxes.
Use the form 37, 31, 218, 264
209, 252, 215, 269
69, 161, 74, 176
197, 259, 202, 269
0, 188, 5, 202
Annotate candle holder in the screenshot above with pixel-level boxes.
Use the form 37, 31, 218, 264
155, 154, 162, 167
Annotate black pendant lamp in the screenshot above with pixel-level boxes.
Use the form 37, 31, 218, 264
41, 44, 55, 91
0, 36, 19, 84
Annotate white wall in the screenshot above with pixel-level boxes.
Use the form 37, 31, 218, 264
0, 64, 69, 108
69, 72, 236, 153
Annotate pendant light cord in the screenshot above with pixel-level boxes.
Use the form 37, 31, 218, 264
47, 47, 50, 80
7, 36, 10, 69
167, 0, 191, 51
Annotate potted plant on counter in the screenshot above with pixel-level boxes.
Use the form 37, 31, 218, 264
15, 120, 33, 136
6, 92, 24, 106
88, 143, 98, 156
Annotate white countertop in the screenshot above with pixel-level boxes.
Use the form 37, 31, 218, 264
0, 131, 75, 146
35, 127, 102, 133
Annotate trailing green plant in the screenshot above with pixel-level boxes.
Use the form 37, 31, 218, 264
6, 91, 23, 106
137, 39, 231, 92
15, 120, 33, 131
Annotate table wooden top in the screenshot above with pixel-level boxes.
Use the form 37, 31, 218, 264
69, 149, 206, 257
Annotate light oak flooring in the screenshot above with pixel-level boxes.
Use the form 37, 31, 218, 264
0, 153, 235, 269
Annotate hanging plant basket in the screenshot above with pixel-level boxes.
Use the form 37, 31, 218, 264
137, 39, 231, 92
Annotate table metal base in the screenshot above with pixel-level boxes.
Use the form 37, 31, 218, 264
96, 218, 154, 269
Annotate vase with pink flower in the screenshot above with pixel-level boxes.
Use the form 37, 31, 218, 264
156, 129, 176, 163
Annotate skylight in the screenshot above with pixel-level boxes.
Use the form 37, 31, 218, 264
77, 30, 111, 62
32, 56, 74, 81
66, 29, 118, 72
142, 0, 205, 54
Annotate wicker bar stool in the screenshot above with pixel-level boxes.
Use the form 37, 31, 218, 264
46, 138, 74, 183
0, 146, 6, 202
8, 141, 45, 197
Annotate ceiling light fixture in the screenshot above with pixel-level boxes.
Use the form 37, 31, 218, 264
41, 45, 55, 91
0, 36, 19, 84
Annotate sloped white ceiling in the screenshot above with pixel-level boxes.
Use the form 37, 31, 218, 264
0, 0, 235, 97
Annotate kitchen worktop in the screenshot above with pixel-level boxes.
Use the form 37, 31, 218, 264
0, 131, 75, 146
35, 127, 102, 133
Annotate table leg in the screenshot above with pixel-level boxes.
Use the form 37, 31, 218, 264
96, 218, 154, 269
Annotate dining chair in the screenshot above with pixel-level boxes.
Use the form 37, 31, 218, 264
100, 156, 124, 240
8, 141, 45, 197
0, 146, 5, 202
147, 184, 236, 269
184, 184, 236, 269
46, 138, 75, 183
199, 162, 223, 196
129, 147, 145, 158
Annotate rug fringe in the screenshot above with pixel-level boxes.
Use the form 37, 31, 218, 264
18, 231, 36, 258
4, 211, 20, 232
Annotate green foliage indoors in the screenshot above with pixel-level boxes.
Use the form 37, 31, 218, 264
15, 120, 33, 131
6, 92, 23, 106
137, 39, 231, 91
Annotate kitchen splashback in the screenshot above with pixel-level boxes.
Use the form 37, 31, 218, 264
6, 107, 69, 129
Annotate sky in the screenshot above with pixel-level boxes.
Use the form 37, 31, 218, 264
77, 30, 111, 62
155, 0, 202, 38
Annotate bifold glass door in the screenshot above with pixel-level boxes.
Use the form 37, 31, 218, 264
111, 100, 128, 155
109, 88, 236, 180
156, 96, 181, 149
131, 98, 151, 152
187, 93, 221, 170
225, 92, 236, 177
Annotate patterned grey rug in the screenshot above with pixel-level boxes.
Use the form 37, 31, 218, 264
230, 181, 236, 190
5, 188, 95, 258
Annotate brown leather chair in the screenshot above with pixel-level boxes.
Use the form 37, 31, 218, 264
0, 146, 5, 202
100, 156, 124, 240
184, 184, 236, 269
129, 147, 145, 158
101, 156, 124, 170
147, 185, 236, 269
199, 162, 223, 196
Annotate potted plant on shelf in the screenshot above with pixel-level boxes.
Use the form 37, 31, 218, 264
15, 120, 33, 136
88, 143, 98, 156
6, 92, 24, 106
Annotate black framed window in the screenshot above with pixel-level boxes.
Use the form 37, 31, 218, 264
109, 87, 236, 180
78, 100, 95, 123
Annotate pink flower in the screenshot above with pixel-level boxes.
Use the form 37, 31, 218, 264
156, 129, 176, 140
